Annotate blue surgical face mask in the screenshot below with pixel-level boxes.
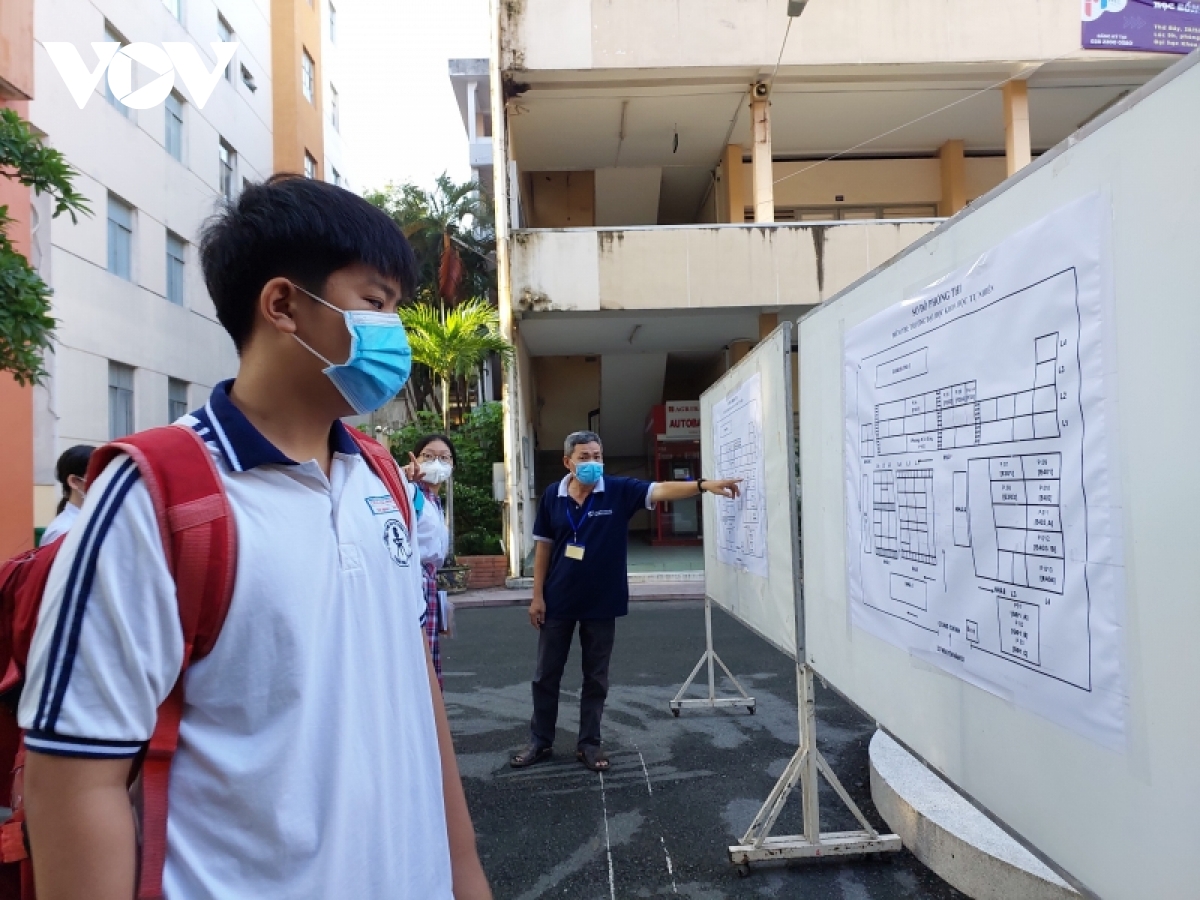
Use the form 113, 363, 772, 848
574, 461, 604, 485
291, 283, 412, 415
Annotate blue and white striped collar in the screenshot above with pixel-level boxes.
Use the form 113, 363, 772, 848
557, 474, 605, 496
190, 380, 361, 473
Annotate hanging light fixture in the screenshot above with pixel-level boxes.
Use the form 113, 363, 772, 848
787, 0, 809, 16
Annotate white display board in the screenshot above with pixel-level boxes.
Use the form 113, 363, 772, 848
798, 55, 1200, 900
702, 325, 799, 659
844, 195, 1124, 749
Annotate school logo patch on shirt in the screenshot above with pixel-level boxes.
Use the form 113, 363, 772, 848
383, 519, 412, 568
366, 495, 400, 516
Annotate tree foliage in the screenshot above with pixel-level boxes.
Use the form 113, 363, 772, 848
390, 401, 504, 557
400, 298, 513, 427
0, 108, 90, 385
364, 174, 495, 305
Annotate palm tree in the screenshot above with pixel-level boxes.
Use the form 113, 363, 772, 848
365, 174, 495, 306
400, 298, 513, 429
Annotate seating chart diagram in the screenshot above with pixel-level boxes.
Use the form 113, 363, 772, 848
713, 372, 769, 578
841, 196, 1127, 746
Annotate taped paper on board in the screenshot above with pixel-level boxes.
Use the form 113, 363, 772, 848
843, 194, 1127, 748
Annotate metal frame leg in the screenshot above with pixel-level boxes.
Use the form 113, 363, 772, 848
729, 664, 901, 869
670, 596, 756, 715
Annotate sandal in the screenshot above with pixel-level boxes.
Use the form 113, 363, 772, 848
510, 743, 553, 769
576, 745, 610, 772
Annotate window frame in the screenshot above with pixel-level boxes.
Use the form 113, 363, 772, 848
304, 152, 317, 180
108, 362, 135, 440
217, 13, 235, 82
329, 2, 337, 43
167, 378, 189, 423
165, 91, 185, 162
103, 25, 131, 118
330, 83, 339, 132
166, 231, 186, 306
219, 139, 237, 201
106, 193, 134, 281
162, 0, 183, 22
301, 48, 315, 103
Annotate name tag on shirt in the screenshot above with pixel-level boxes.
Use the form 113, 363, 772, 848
565, 543, 585, 561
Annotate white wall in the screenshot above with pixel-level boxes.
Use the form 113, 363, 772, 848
321, 0, 351, 188
505, 0, 1166, 72
30, 0, 269, 521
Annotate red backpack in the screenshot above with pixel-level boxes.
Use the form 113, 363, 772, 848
0, 423, 410, 900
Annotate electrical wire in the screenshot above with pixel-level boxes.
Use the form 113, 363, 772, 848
767, 16, 794, 88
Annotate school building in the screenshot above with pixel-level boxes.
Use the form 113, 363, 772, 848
0, 0, 356, 551
489, 0, 1180, 576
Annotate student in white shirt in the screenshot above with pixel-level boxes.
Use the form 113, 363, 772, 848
39, 445, 94, 546
19, 175, 491, 899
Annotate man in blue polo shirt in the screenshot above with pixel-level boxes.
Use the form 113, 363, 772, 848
510, 430, 740, 772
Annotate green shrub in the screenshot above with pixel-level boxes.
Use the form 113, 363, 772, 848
389, 401, 504, 558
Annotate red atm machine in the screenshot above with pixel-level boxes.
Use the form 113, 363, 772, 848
644, 403, 703, 546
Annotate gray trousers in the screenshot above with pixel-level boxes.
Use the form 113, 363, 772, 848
529, 617, 617, 750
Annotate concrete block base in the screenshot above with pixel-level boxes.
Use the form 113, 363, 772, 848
869, 730, 1078, 900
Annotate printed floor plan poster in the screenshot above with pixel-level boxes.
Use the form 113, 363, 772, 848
843, 194, 1127, 748
714, 372, 769, 578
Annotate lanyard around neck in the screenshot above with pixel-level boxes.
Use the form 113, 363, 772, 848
564, 492, 595, 541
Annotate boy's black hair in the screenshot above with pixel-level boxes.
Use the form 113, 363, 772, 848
414, 433, 458, 466
199, 174, 418, 351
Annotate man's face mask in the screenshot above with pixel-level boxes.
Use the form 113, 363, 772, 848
290, 282, 412, 415
574, 461, 604, 485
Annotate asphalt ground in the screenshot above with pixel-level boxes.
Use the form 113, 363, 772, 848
444, 600, 966, 900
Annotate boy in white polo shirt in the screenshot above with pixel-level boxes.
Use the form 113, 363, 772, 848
18, 175, 491, 899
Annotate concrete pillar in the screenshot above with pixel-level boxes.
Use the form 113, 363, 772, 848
466, 80, 478, 142
1003, 81, 1032, 177
938, 140, 966, 217
722, 144, 745, 224
759, 312, 779, 340
730, 339, 753, 365
750, 94, 774, 224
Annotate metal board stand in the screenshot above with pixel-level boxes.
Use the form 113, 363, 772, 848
728, 663, 901, 872
669, 595, 755, 716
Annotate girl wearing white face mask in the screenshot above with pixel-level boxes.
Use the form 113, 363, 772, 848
408, 434, 455, 688
40, 444, 95, 546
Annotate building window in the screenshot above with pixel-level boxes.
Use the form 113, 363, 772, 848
107, 194, 133, 280
301, 49, 315, 103
104, 26, 130, 117
108, 363, 135, 440
166, 232, 186, 305
330, 84, 339, 131
165, 92, 184, 161
168, 378, 189, 422
163, 0, 182, 21
304, 152, 317, 179
219, 139, 236, 201
240, 64, 257, 92
329, 2, 337, 42
330, 166, 342, 187
217, 14, 234, 81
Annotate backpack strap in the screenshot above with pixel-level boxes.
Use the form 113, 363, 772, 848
88, 425, 237, 900
348, 429, 414, 532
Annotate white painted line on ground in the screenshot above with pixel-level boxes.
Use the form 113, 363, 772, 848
599, 771, 616, 900
660, 836, 679, 894
637, 749, 653, 795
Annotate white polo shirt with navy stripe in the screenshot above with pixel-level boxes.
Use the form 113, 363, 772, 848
18, 381, 452, 899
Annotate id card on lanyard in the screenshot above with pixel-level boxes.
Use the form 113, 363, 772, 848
565, 494, 594, 561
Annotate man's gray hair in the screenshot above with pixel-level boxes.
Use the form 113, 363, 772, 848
564, 431, 603, 456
